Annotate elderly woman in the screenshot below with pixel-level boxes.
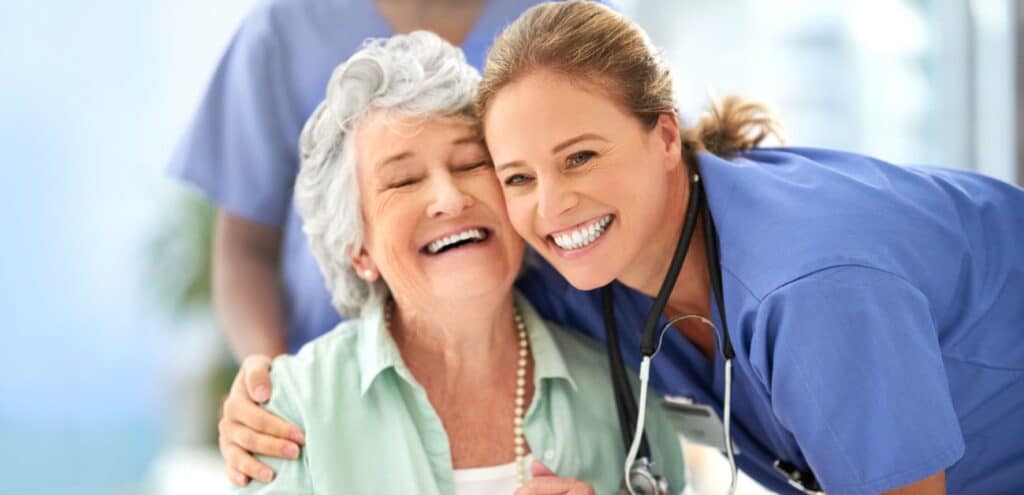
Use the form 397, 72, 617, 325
230, 31, 685, 494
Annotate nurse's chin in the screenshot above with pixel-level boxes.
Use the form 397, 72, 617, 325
550, 260, 618, 292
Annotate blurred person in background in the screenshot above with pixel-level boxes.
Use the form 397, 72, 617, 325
230, 31, 686, 494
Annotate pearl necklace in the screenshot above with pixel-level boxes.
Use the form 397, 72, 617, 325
384, 300, 531, 486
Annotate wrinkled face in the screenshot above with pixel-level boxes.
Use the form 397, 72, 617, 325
484, 71, 680, 290
354, 112, 524, 304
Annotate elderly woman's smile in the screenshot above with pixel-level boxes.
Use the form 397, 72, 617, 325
354, 112, 524, 303
423, 226, 489, 255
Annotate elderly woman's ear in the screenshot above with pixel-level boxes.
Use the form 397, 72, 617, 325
349, 248, 379, 282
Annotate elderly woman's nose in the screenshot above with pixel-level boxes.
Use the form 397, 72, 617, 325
536, 175, 578, 220
426, 174, 474, 218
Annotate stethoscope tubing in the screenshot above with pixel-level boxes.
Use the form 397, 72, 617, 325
605, 169, 737, 494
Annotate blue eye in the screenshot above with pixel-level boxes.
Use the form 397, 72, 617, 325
567, 150, 596, 168
503, 174, 533, 187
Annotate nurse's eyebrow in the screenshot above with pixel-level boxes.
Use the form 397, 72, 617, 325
495, 160, 524, 173
495, 133, 609, 172
551, 133, 608, 154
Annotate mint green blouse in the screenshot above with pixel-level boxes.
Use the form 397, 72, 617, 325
236, 293, 686, 494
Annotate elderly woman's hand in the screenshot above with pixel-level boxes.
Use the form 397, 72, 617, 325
218, 354, 306, 486
514, 461, 597, 495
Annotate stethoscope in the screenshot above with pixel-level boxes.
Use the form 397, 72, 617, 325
603, 169, 737, 495
604, 169, 825, 495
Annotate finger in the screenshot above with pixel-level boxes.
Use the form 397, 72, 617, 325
223, 418, 302, 459
242, 354, 274, 403
222, 443, 275, 484
225, 467, 250, 487
531, 460, 556, 477
514, 477, 577, 495
519, 478, 596, 495
225, 393, 305, 445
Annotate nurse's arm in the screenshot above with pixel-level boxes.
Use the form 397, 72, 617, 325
883, 470, 945, 495
214, 210, 289, 359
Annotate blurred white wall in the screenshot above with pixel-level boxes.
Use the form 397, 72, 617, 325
621, 0, 1019, 184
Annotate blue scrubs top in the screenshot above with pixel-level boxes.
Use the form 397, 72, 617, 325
519, 148, 1024, 494
167, 0, 548, 350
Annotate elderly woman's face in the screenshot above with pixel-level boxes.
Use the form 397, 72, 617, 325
354, 112, 525, 303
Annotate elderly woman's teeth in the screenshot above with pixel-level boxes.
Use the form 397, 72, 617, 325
552, 215, 612, 250
427, 228, 487, 254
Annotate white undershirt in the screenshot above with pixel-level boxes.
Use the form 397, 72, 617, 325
453, 454, 534, 495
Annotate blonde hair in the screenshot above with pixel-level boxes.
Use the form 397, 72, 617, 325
476, 0, 783, 158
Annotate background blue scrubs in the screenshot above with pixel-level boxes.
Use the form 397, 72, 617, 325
168, 0, 548, 351
519, 147, 1024, 494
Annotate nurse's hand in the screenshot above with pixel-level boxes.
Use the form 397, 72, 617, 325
514, 461, 596, 495
218, 354, 306, 487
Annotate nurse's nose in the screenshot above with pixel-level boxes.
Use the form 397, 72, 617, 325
426, 172, 474, 218
536, 174, 578, 220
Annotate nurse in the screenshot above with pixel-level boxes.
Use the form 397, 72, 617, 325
474, 2, 1024, 494
220, 1, 1024, 493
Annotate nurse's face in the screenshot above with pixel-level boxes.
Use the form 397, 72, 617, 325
484, 70, 684, 290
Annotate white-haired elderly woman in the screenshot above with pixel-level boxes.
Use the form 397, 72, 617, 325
231, 32, 686, 495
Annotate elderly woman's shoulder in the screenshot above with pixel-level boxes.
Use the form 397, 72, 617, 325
268, 319, 365, 398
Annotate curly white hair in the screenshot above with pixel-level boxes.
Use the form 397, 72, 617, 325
295, 31, 480, 317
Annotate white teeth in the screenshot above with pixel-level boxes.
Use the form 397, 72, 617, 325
551, 215, 612, 250
426, 228, 486, 254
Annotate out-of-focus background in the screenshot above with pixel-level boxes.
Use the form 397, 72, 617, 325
1, 1, 1019, 494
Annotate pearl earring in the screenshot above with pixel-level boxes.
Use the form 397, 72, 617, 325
363, 269, 373, 278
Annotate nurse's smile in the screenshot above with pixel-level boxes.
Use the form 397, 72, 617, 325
546, 214, 614, 254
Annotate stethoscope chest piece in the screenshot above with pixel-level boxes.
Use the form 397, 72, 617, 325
619, 458, 671, 495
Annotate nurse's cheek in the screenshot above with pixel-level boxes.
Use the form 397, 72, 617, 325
499, 185, 539, 247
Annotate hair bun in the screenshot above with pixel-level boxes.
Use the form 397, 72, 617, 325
684, 95, 785, 157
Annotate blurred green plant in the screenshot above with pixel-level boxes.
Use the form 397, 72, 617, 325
144, 188, 238, 446
143, 189, 215, 319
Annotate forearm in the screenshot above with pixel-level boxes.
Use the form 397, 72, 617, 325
883, 470, 945, 495
214, 210, 289, 360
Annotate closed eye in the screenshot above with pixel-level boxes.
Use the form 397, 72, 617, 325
455, 161, 489, 173
387, 177, 421, 189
